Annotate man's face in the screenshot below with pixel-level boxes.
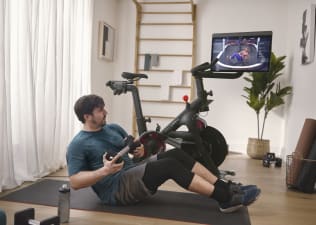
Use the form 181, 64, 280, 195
86, 106, 107, 128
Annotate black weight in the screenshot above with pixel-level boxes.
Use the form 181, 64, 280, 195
275, 158, 282, 167
200, 126, 228, 167
14, 208, 34, 225
41, 216, 60, 225
262, 157, 271, 167
266, 153, 276, 161
14, 208, 60, 225
123, 135, 141, 153
105, 152, 123, 163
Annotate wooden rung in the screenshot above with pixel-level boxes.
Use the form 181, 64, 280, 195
139, 53, 192, 57
170, 85, 191, 88
142, 11, 192, 14
137, 84, 191, 88
140, 38, 192, 41
140, 2, 191, 5
141, 22, 193, 25
144, 115, 175, 119
141, 99, 185, 104
137, 84, 161, 88
137, 69, 174, 72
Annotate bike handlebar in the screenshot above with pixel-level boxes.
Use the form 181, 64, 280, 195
191, 61, 243, 79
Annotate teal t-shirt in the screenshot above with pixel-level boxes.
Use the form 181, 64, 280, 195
66, 123, 135, 205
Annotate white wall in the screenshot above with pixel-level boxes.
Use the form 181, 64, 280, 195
91, 0, 118, 121
91, 0, 136, 130
283, 0, 316, 157
192, 0, 290, 155
91, 0, 316, 157
110, 0, 137, 131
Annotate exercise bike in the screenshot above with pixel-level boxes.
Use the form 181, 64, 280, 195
106, 60, 243, 176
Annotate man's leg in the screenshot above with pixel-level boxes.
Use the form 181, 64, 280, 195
142, 157, 259, 213
158, 149, 259, 199
158, 149, 218, 184
143, 157, 227, 201
192, 161, 218, 183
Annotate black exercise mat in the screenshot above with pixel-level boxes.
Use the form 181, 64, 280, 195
0, 179, 251, 225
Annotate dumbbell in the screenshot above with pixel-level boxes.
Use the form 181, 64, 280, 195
262, 153, 282, 168
104, 135, 141, 163
14, 208, 60, 225
105, 132, 166, 163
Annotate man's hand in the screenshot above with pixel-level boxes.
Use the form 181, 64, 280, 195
132, 144, 145, 158
69, 153, 124, 190
103, 153, 124, 174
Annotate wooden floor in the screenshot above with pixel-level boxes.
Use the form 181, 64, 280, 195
1, 154, 315, 225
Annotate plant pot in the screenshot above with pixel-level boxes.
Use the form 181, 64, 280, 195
247, 137, 270, 159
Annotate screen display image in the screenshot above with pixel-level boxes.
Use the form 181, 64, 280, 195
211, 31, 273, 72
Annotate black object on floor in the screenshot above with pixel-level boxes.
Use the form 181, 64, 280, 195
1, 179, 251, 225
14, 208, 60, 225
297, 139, 316, 193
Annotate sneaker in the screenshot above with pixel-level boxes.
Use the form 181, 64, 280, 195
242, 186, 261, 206
228, 181, 257, 192
218, 191, 244, 213
219, 186, 261, 213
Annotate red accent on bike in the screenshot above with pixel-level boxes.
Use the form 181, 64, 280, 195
183, 95, 189, 102
196, 118, 206, 129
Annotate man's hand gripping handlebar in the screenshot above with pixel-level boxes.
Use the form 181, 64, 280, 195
104, 131, 166, 163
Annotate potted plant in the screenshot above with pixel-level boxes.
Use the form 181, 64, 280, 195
243, 52, 293, 159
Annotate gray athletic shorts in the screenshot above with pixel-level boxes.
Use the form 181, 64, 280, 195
114, 155, 157, 205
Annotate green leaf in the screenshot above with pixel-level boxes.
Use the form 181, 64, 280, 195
242, 52, 292, 139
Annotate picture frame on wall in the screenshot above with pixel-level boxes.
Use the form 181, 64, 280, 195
98, 21, 115, 61
300, 4, 316, 65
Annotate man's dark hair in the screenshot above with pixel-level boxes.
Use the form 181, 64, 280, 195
74, 94, 105, 123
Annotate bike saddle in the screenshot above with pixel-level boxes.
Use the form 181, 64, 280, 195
122, 72, 148, 80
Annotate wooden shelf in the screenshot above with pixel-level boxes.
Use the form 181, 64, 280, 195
145, 115, 175, 119
141, 22, 193, 25
139, 53, 192, 57
141, 99, 185, 104
137, 84, 161, 88
137, 69, 174, 72
140, 38, 193, 41
142, 11, 192, 14
170, 85, 191, 88
137, 84, 190, 89
140, 1, 191, 5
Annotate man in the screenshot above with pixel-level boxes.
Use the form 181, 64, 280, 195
67, 94, 260, 213
229, 47, 250, 64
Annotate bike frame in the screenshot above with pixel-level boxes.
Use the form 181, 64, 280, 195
106, 61, 243, 175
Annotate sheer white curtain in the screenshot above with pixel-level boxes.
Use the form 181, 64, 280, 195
0, 0, 94, 191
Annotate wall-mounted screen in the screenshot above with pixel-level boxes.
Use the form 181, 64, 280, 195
211, 31, 273, 72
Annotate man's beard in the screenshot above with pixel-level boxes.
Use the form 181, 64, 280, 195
101, 117, 106, 126
92, 117, 106, 128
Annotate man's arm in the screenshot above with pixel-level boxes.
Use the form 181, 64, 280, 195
69, 154, 124, 190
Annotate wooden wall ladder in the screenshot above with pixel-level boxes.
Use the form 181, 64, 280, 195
132, 0, 196, 136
